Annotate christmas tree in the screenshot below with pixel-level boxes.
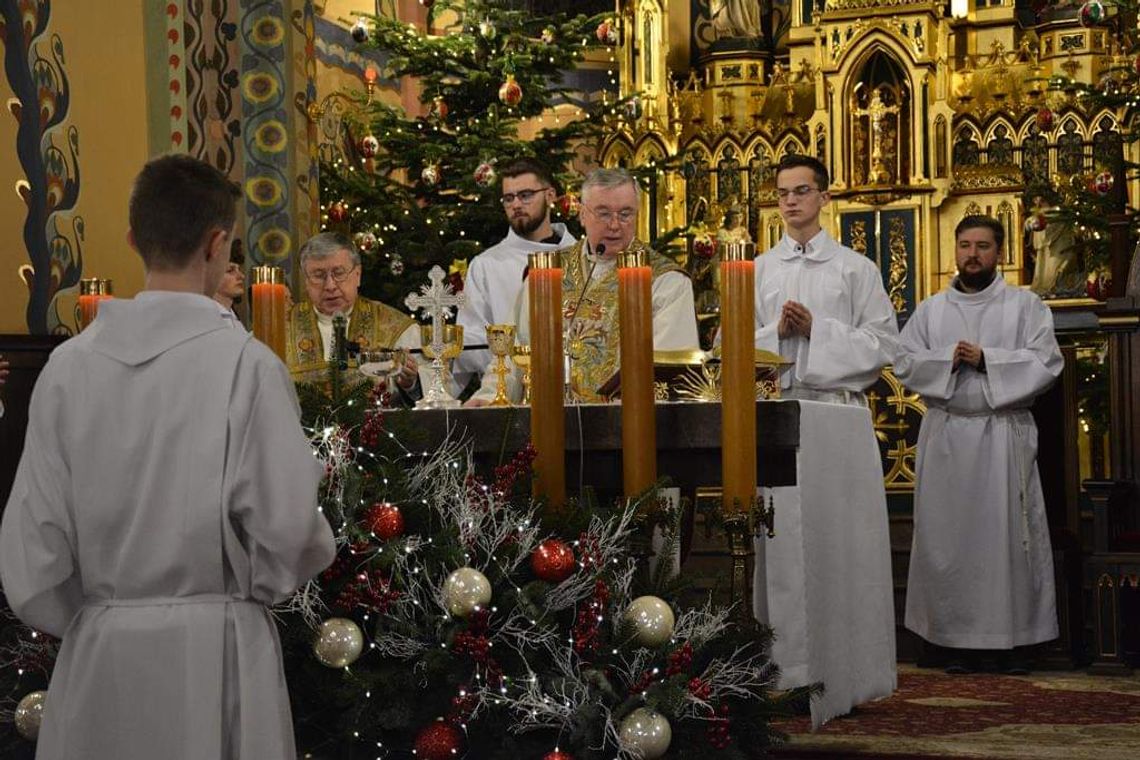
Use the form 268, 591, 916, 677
322, 0, 627, 305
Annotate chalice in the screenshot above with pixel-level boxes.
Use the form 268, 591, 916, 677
417, 323, 464, 409
511, 345, 533, 405
486, 324, 516, 406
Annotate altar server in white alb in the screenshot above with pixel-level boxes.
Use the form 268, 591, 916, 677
0, 154, 336, 759
896, 215, 1063, 668
755, 154, 899, 405
454, 157, 576, 377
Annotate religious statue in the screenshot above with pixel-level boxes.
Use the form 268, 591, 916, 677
853, 88, 900, 185
710, 0, 762, 40
718, 200, 752, 245
1029, 217, 1079, 296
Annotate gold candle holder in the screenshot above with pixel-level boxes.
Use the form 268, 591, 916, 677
486, 323, 516, 407
76, 278, 113, 331
512, 345, 533, 404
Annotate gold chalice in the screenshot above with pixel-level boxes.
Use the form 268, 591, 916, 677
511, 345, 533, 405
486, 324, 516, 406
417, 323, 463, 409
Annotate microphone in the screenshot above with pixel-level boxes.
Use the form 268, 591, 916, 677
332, 310, 348, 369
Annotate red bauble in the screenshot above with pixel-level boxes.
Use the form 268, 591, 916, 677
596, 19, 618, 45
413, 720, 464, 760
359, 134, 379, 158
498, 74, 523, 107
558, 192, 580, 217
1035, 107, 1054, 132
328, 201, 348, 223
366, 502, 404, 540
531, 538, 576, 583
543, 752, 574, 760
1094, 170, 1114, 196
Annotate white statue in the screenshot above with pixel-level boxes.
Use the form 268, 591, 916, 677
710, 0, 762, 40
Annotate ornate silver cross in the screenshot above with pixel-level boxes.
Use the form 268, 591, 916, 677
404, 265, 465, 355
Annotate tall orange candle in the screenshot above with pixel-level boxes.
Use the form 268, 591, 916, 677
251, 266, 288, 361
528, 250, 565, 509
617, 249, 656, 498
77, 278, 113, 331
720, 242, 757, 514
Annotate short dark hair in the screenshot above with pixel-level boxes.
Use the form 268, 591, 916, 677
776, 154, 829, 190
500, 158, 556, 190
955, 215, 1005, 251
229, 238, 245, 266
129, 154, 241, 271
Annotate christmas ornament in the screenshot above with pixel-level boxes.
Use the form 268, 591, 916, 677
1034, 107, 1054, 132
432, 96, 449, 121
693, 233, 717, 260
1079, 0, 1105, 27
474, 161, 497, 188
479, 19, 497, 40
1094, 170, 1114, 196
350, 18, 370, 44
366, 501, 404, 539
623, 595, 675, 647
354, 230, 378, 252
443, 567, 492, 617
313, 617, 364, 668
558, 192, 580, 217
421, 163, 441, 186
542, 751, 574, 760
619, 708, 672, 759
359, 134, 379, 158
1024, 214, 1047, 233
327, 201, 349, 223
597, 19, 618, 46
499, 74, 523, 107
389, 254, 405, 276
14, 690, 46, 740
414, 720, 465, 760
541, 27, 556, 45
531, 538, 575, 582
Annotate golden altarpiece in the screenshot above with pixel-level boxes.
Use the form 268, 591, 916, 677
600, 0, 1140, 669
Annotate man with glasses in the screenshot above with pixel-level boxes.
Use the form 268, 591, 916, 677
286, 232, 428, 395
455, 158, 576, 378
755, 154, 899, 404
470, 166, 698, 403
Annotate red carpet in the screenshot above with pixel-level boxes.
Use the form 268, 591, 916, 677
771, 665, 1140, 759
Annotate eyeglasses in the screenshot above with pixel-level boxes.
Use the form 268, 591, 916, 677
304, 264, 358, 284
776, 185, 821, 201
584, 205, 636, 226
500, 187, 549, 206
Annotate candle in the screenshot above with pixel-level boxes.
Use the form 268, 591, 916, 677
77, 278, 113, 331
528, 251, 565, 510
720, 242, 757, 514
617, 249, 656, 498
251, 266, 288, 361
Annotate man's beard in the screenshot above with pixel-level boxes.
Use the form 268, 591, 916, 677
957, 267, 997, 291
509, 211, 546, 237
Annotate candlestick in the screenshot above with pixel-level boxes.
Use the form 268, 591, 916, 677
617, 249, 656, 498
528, 250, 565, 509
251, 266, 288, 361
76, 278, 113, 331
719, 242, 757, 514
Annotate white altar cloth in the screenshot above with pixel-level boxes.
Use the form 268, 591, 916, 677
755, 399, 897, 728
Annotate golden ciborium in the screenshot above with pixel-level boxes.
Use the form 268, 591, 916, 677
486, 324, 516, 406
417, 323, 463, 409
511, 345, 533, 405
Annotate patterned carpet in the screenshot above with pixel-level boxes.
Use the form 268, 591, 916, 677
771, 665, 1140, 760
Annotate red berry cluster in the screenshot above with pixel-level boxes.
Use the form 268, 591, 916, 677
688, 677, 711, 701
575, 532, 603, 571
449, 687, 478, 722
629, 669, 655, 695
706, 703, 731, 749
320, 552, 352, 584
453, 610, 504, 687
571, 579, 610, 658
491, 442, 537, 497
359, 409, 385, 449
666, 641, 693, 676
333, 568, 400, 613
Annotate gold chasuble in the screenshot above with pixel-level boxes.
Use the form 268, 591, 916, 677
286, 298, 414, 385
560, 239, 685, 402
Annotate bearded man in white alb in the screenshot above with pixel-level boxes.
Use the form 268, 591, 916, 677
896, 214, 1063, 674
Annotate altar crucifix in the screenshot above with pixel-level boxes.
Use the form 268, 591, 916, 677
853, 87, 900, 185
405, 265, 466, 408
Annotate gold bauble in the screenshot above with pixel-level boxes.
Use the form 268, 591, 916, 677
443, 567, 492, 617
313, 618, 365, 668
14, 690, 46, 740
623, 595, 675, 647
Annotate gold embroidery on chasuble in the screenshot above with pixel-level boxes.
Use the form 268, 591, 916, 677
560, 239, 685, 402
286, 299, 414, 385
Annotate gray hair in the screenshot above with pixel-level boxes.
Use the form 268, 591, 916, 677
299, 231, 360, 268
581, 167, 640, 204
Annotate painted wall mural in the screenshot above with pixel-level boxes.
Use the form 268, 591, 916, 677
0, 0, 84, 335
185, 0, 242, 171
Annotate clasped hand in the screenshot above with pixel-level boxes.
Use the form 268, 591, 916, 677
778, 300, 813, 339
952, 341, 983, 370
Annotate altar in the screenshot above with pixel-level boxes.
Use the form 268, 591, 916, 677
392, 398, 897, 728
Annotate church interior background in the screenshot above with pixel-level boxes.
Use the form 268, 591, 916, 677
2, 0, 1140, 679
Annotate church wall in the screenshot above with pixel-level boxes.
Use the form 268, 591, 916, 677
0, 0, 150, 335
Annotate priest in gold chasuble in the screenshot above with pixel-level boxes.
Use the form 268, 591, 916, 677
286, 233, 426, 391
470, 168, 699, 404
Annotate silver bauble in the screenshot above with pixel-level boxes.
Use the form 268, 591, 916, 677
443, 567, 492, 617
619, 708, 671, 759
14, 690, 46, 740
623, 595, 675, 647
313, 617, 365, 668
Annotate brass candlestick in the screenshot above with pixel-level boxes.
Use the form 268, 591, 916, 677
486, 324, 516, 406
512, 345, 533, 405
